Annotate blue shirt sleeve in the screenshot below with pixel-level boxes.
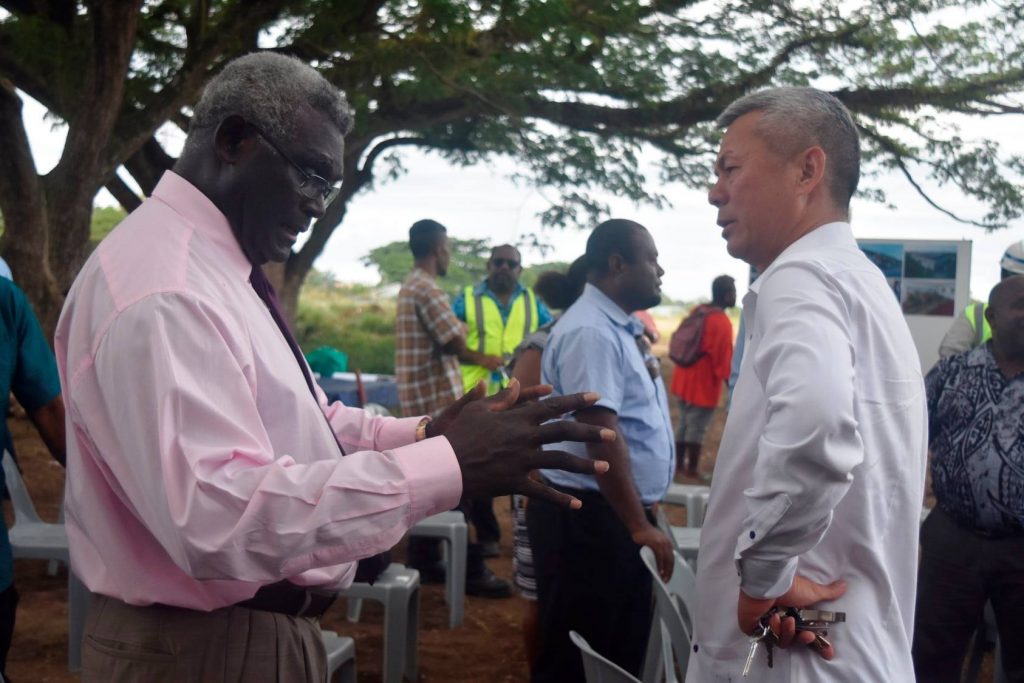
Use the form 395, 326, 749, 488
547, 326, 625, 414
452, 291, 467, 322
536, 298, 553, 327
8, 282, 61, 412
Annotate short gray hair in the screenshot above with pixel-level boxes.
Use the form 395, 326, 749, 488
717, 87, 860, 211
183, 52, 354, 157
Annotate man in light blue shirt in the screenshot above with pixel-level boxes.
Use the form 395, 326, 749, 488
527, 219, 675, 682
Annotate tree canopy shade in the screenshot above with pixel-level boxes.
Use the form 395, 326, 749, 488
2, 1, 1024, 331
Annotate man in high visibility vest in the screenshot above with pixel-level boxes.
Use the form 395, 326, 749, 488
939, 239, 1024, 358
453, 245, 552, 555
453, 245, 553, 396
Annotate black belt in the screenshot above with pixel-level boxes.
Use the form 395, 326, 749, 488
237, 581, 337, 618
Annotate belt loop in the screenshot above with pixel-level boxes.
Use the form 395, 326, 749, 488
296, 591, 313, 618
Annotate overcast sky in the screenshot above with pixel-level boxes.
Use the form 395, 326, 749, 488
17, 94, 1022, 304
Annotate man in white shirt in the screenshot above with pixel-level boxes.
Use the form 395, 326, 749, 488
687, 87, 927, 682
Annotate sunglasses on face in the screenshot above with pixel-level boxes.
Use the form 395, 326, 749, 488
251, 125, 342, 204
491, 258, 520, 269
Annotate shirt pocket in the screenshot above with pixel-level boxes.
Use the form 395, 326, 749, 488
854, 377, 925, 469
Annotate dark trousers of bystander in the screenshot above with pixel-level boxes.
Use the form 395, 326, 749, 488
912, 506, 1024, 683
527, 483, 653, 683
0, 583, 17, 680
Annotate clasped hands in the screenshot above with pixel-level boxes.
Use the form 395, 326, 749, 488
426, 379, 614, 509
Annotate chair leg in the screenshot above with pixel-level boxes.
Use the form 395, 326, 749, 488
346, 597, 363, 623
448, 525, 466, 628
641, 615, 663, 683
340, 655, 357, 683
405, 584, 419, 681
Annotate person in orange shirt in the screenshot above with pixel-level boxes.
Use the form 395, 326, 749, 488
670, 275, 736, 480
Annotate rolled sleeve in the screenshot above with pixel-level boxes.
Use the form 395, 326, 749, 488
549, 326, 624, 413
735, 264, 863, 599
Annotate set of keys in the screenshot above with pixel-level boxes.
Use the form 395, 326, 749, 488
741, 607, 846, 676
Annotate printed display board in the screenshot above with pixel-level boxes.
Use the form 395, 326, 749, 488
857, 239, 971, 372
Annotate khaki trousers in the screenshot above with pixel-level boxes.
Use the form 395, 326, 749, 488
82, 594, 327, 683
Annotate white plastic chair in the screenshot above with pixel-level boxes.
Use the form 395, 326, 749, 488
407, 511, 467, 627
639, 547, 695, 683
340, 563, 420, 683
570, 630, 642, 683
661, 483, 710, 527
321, 629, 357, 683
2, 450, 88, 671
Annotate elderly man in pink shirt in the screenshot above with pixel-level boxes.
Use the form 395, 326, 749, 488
56, 52, 610, 682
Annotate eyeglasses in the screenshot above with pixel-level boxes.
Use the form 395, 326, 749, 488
491, 258, 520, 269
252, 126, 342, 204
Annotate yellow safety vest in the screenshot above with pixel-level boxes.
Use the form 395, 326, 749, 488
965, 301, 992, 346
462, 286, 540, 395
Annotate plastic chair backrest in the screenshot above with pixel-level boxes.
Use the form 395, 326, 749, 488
2, 450, 43, 524
570, 630, 642, 683
640, 546, 693, 679
655, 506, 680, 554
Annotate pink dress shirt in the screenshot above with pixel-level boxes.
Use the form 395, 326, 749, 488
55, 172, 462, 610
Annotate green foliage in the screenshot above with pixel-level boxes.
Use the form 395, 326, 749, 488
295, 284, 397, 374
90, 207, 127, 243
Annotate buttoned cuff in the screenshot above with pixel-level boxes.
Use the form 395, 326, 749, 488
391, 436, 462, 521
736, 556, 797, 600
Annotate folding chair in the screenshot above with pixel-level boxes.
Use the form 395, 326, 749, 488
570, 630, 642, 683
321, 629, 357, 683
639, 547, 694, 683
2, 450, 88, 671
407, 511, 467, 627
340, 563, 420, 683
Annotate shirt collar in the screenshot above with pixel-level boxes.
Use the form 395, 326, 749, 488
151, 171, 252, 281
967, 341, 997, 368
580, 283, 646, 336
749, 221, 854, 296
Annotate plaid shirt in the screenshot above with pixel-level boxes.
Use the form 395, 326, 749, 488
395, 268, 464, 417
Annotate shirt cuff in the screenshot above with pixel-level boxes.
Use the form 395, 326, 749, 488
391, 436, 463, 521
737, 556, 798, 600
373, 416, 426, 451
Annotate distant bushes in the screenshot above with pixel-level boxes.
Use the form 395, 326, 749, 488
296, 285, 397, 375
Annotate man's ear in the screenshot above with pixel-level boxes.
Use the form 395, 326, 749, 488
795, 146, 827, 197
608, 252, 626, 276
214, 115, 258, 165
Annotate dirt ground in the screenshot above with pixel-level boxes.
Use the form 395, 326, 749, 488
2, 354, 993, 682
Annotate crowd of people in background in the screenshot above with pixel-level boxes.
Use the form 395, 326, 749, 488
0, 50, 1022, 683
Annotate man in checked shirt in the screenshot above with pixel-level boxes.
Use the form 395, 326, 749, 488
395, 218, 512, 597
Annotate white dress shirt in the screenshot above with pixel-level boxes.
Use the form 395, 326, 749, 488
686, 222, 927, 682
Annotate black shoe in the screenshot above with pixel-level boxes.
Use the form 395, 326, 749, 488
466, 568, 512, 599
479, 540, 500, 558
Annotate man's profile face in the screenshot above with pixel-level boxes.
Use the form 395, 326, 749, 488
232, 108, 345, 265
708, 111, 802, 272
437, 235, 451, 277
724, 283, 737, 308
487, 246, 522, 293
619, 229, 664, 312
989, 275, 1024, 355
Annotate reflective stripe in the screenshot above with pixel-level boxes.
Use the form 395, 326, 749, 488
522, 289, 533, 338
474, 293, 486, 353
973, 302, 985, 347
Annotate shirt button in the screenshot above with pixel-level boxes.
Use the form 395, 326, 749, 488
749, 530, 756, 539
693, 644, 699, 653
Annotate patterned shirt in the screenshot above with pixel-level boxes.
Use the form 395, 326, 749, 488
395, 268, 465, 417
926, 342, 1024, 533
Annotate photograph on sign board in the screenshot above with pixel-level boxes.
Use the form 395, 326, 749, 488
902, 280, 956, 316
886, 277, 901, 301
904, 245, 957, 279
860, 242, 904, 278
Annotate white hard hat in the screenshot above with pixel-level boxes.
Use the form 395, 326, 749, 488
1002, 240, 1024, 275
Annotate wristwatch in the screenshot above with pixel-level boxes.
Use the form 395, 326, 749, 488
416, 417, 432, 442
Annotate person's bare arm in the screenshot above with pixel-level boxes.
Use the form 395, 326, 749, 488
27, 394, 66, 468
574, 405, 673, 581
510, 347, 543, 389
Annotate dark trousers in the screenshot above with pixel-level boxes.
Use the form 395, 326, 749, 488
912, 506, 1024, 682
527, 487, 653, 683
0, 583, 17, 680
469, 496, 501, 544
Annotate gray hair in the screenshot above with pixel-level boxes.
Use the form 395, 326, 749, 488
182, 52, 354, 157
717, 87, 860, 211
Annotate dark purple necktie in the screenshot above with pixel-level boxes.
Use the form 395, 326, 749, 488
249, 265, 345, 456
249, 265, 319, 400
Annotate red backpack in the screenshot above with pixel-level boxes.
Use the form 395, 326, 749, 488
669, 305, 718, 367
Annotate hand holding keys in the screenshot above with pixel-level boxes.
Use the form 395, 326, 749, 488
741, 606, 846, 676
